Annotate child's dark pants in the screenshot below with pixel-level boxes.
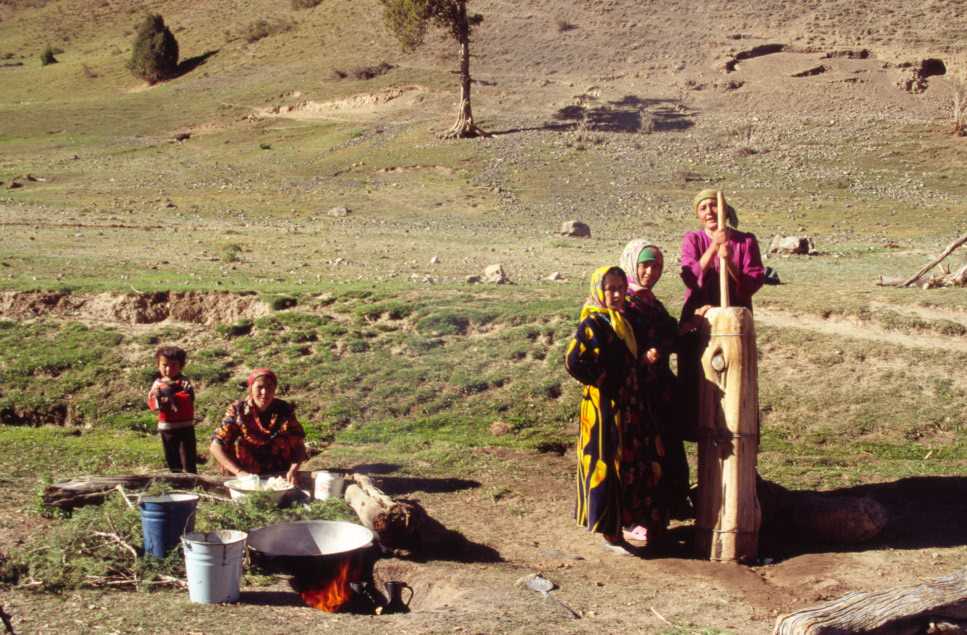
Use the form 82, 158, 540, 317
160, 427, 198, 473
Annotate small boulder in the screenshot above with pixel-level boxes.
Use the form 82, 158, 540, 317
430, 255, 440, 265
489, 420, 512, 436
546, 271, 564, 281
769, 234, 813, 255
327, 206, 351, 217
465, 274, 482, 285
483, 264, 508, 284
560, 220, 591, 238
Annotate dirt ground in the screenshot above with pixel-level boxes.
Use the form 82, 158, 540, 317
3, 448, 965, 634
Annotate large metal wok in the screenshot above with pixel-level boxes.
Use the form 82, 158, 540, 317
247, 520, 377, 586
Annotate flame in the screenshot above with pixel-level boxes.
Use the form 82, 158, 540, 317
300, 559, 354, 612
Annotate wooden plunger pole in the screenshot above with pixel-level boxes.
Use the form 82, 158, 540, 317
717, 190, 730, 308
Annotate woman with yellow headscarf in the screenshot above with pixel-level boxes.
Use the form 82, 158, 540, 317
565, 266, 665, 552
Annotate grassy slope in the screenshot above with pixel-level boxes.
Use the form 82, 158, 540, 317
0, 0, 965, 489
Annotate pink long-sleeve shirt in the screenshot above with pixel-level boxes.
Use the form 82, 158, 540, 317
679, 229, 765, 322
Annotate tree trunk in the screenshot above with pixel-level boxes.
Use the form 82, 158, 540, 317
774, 567, 967, 635
442, 1, 488, 139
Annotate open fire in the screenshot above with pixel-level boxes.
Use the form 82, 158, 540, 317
291, 552, 382, 614
299, 558, 356, 612
247, 520, 380, 613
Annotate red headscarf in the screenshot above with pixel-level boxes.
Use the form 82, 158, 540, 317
247, 368, 277, 390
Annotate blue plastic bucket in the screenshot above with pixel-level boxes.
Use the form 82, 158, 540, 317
182, 530, 248, 604
139, 493, 199, 558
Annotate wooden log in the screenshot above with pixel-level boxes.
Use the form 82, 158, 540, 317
343, 474, 424, 550
877, 275, 914, 287
758, 477, 887, 545
774, 567, 967, 635
42, 473, 229, 510
695, 306, 761, 562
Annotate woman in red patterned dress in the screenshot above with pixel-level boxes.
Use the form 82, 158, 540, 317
209, 368, 307, 485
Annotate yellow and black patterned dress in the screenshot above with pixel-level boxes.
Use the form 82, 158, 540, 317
566, 311, 637, 536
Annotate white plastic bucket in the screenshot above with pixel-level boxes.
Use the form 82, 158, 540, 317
182, 530, 247, 604
313, 471, 346, 500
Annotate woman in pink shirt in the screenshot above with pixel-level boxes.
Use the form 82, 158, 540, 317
678, 189, 765, 438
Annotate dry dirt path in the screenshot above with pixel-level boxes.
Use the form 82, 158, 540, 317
756, 307, 967, 354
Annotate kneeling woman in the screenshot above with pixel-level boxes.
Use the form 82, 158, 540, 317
565, 266, 665, 550
210, 368, 307, 485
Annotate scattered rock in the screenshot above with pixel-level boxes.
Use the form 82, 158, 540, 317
791, 65, 828, 78
483, 264, 509, 284
769, 234, 814, 255
490, 420, 512, 436
560, 220, 591, 238
716, 79, 744, 91
430, 255, 440, 265
896, 58, 947, 93
546, 271, 564, 281
173, 132, 191, 141
7, 181, 22, 189
327, 206, 351, 217
465, 275, 482, 284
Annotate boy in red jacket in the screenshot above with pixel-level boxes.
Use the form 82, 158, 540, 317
147, 346, 197, 473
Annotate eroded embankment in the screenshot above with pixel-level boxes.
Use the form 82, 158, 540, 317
0, 291, 269, 326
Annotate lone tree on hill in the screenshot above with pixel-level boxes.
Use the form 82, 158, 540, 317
380, 0, 489, 139
128, 14, 179, 84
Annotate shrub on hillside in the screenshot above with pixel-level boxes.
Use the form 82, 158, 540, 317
243, 18, 294, 43
40, 45, 58, 66
291, 0, 322, 8
128, 14, 179, 84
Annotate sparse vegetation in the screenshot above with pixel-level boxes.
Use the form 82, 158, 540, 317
4, 489, 354, 591
39, 45, 57, 66
349, 61, 394, 80
127, 14, 179, 84
242, 18, 293, 44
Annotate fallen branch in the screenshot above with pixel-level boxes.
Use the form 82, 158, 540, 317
774, 567, 967, 635
84, 574, 185, 589
902, 232, 967, 287
43, 473, 229, 510
91, 531, 139, 562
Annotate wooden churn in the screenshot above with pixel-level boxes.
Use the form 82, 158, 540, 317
694, 191, 761, 562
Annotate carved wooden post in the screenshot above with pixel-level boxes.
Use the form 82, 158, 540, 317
695, 190, 761, 562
